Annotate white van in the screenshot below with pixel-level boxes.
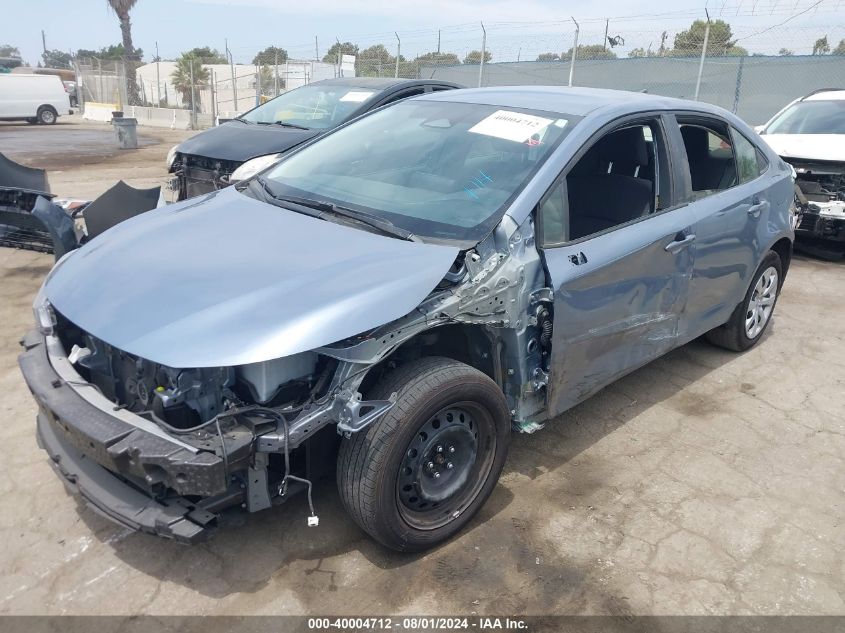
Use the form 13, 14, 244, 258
0, 74, 71, 124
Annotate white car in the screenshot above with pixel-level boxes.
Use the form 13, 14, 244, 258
0, 73, 71, 125
757, 88, 845, 258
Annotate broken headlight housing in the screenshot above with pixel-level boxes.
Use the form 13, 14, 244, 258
230, 153, 284, 182
32, 291, 56, 336
166, 145, 179, 171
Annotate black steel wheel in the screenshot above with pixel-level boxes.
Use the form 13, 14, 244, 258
337, 357, 510, 552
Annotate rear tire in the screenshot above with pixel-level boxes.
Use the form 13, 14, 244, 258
337, 357, 510, 552
705, 250, 783, 352
37, 106, 57, 125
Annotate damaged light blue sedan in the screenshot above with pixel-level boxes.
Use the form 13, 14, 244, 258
20, 87, 796, 551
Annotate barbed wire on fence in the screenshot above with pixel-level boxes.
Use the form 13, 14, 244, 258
68, 0, 845, 129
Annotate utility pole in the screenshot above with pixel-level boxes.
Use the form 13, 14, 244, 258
694, 9, 711, 101
395, 32, 401, 78
189, 59, 196, 130
315, 36, 319, 61
155, 41, 161, 107
41, 30, 47, 53
604, 19, 609, 52
226, 39, 237, 112
274, 51, 279, 96
478, 22, 486, 88
336, 36, 341, 77
568, 17, 580, 87
437, 30, 441, 54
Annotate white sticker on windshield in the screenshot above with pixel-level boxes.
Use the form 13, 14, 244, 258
340, 91, 375, 102
468, 110, 554, 143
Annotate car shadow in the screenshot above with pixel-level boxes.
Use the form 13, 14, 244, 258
74, 331, 758, 606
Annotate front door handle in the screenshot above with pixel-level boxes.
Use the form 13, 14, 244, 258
748, 197, 769, 217
665, 233, 696, 253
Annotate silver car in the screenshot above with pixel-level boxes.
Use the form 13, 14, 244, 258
20, 87, 795, 551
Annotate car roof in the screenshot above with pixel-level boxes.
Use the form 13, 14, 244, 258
419, 86, 731, 118
314, 77, 461, 90
802, 89, 845, 101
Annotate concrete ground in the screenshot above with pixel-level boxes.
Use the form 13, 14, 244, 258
0, 118, 843, 617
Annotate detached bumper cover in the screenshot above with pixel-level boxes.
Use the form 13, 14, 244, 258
19, 331, 225, 542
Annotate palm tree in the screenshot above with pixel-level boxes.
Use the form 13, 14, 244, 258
171, 53, 209, 110
106, 0, 140, 104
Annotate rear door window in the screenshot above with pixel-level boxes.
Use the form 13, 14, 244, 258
731, 128, 761, 184
678, 120, 738, 197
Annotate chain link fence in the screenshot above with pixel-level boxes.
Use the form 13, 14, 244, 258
72, 6, 845, 129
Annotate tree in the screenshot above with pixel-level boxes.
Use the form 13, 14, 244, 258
253, 46, 288, 65
356, 44, 395, 75
171, 53, 209, 110
414, 51, 460, 66
813, 36, 830, 55
778, 48, 794, 56
834, 39, 845, 55
671, 19, 747, 57
628, 47, 656, 58
106, 0, 141, 104
561, 44, 616, 61
0, 44, 20, 58
463, 50, 492, 64
536, 52, 560, 61
76, 43, 143, 60
322, 41, 358, 64
41, 49, 73, 69
255, 64, 276, 95
184, 46, 227, 63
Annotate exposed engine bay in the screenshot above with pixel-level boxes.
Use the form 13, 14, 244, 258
786, 158, 845, 254
55, 312, 334, 432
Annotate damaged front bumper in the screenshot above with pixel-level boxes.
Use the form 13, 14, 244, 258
19, 328, 395, 542
20, 330, 228, 542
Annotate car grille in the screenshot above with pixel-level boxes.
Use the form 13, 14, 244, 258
179, 154, 242, 198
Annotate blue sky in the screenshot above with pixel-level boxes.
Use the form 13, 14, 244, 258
5, 0, 843, 66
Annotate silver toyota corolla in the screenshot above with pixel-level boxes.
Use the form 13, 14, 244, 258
20, 87, 795, 551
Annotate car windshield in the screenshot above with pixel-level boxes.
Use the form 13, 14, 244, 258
238, 83, 379, 130
260, 100, 577, 243
766, 100, 845, 134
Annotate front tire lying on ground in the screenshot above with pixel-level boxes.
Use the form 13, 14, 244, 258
705, 250, 783, 352
337, 357, 511, 552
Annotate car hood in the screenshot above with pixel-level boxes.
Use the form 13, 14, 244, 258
44, 187, 459, 368
760, 134, 845, 162
175, 121, 320, 163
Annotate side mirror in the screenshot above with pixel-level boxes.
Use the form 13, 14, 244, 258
753, 125, 765, 134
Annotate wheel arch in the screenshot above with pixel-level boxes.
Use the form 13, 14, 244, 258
769, 236, 793, 286
358, 323, 503, 396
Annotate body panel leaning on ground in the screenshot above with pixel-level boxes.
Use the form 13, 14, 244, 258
21, 86, 795, 551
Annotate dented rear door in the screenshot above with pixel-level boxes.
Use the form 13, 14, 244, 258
543, 208, 695, 416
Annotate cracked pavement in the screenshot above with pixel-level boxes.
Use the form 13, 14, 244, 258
0, 120, 843, 616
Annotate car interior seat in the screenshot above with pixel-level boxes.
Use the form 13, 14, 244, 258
680, 125, 737, 193
566, 126, 654, 240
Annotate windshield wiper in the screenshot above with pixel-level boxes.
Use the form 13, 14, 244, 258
231, 118, 251, 124
272, 121, 311, 130
262, 189, 417, 242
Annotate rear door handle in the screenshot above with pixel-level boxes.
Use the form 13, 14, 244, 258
748, 197, 769, 217
665, 233, 696, 253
